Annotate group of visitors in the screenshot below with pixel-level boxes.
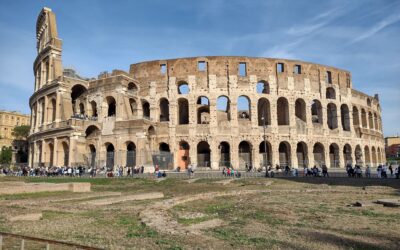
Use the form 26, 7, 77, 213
154, 165, 167, 178
302, 165, 329, 177
222, 166, 241, 178
71, 113, 98, 121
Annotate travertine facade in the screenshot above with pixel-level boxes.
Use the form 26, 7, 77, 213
28, 8, 385, 169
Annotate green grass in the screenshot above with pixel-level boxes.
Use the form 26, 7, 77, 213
42, 210, 73, 220
118, 216, 158, 238
0, 191, 70, 200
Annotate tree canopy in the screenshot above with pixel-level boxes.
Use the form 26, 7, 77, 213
12, 125, 30, 139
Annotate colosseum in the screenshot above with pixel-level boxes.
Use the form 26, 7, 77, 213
28, 8, 386, 170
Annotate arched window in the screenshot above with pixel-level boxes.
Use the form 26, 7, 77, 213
361, 109, 367, 128
129, 98, 138, 118
106, 96, 116, 117
178, 98, 189, 124
257, 98, 271, 126
311, 100, 323, 124
128, 82, 138, 92
126, 142, 136, 167
79, 103, 85, 115
197, 141, 210, 168
142, 100, 150, 119
326, 87, 336, 99
313, 143, 325, 167
327, 103, 338, 129
219, 141, 230, 167
259, 140, 272, 167
238, 141, 252, 169
178, 81, 189, 94
364, 146, 371, 166
159, 98, 169, 122
343, 144, 352, 166
217, 96, 231, 123
71, 84, 87, 114
368, 112, 374, 129
367, 98, 371, 107
329, 143, 339, 168
296, 142, 308, 168
352, 107, 359, 127
85, 125, 100, 139
50, 99, 56, 122
90, 101, 98, 117
178, 141, 190, 169
106, 143, 115, 170
278, 141, 291, 167
295, 98, 306, 122
237, 96, 251, 120
340, 104, 350, 131
89, 145, 96, 167
197, 96, 210, 124
256, 81, 270, 94
277, 97, 289, 125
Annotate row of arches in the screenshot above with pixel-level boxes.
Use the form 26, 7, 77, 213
87, 138, 384, 169
352, 107, 381, 131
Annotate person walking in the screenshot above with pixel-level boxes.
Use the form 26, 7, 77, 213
322, 164, 329, 177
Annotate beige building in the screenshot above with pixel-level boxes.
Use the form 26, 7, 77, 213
28, 8, 385, 169
385, 136, 400, 148
0, 110, 30, 149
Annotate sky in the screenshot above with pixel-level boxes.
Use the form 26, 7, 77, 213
0, 0, 399, 136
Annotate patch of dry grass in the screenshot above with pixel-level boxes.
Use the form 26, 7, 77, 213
0, 177, 399, 249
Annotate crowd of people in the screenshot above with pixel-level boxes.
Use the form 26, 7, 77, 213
1, 162, 399, 179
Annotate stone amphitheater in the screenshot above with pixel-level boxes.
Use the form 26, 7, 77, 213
28, 7, 385, 170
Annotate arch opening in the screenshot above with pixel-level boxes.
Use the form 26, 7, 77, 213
142, 100, 150, 119
217, 96, 231, 123
238, 96, 251, 120
311, 100, 323, 124
341, 104, 351, 131
327, 103, 338, 129
178, 98, 189, 124
178, 81, 189, 94
256, 81, 270, 94
313, 143, 325, 167
296, 142, 308, 168
257, 98, 271, 126
278, 142, 291, 167
329, 143, 340, 168
219, 141, 231, 168
197, 96, 210, 124
159, 98, 169, 122
106, 96, 116, 117
343, 144, 352, 166
178, 141, 190, 170
126, 142, 136, 167
326, 87, 336, 99
239, 141, 252, 169
277, 97, 289, 125
259, 141, 272, 167
197, 141, 210, 168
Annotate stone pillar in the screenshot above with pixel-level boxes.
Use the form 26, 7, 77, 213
189, 140, 197, 165
210, 142, 219, 170
290, 142, 298, 168
69, 137, 76, 167
55, 92, 61, 122
253, 144, 260, 169
53, 138, 58, 167
272, 142, 280, 167
43, 96, 48, 125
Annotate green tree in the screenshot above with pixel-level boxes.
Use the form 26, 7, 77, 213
0, 147, 12, 164
12, 125, 30, 139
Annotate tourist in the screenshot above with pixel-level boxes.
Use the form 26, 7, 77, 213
365, 165, 371, 178
355, 165, 362, 178
382, 164, 388, 178
395, 165, 399, 179
303, 166, 308, 177
377, 165, 382, 178
322, 164, 329, 177
162, 171, 167, 178
388, 164, 393, 177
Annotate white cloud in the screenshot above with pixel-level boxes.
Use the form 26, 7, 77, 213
351, 13, 400, 43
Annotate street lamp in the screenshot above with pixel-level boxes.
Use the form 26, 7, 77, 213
261, 115, 268, 177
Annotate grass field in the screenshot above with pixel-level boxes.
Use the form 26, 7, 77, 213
0, 176, 399, 249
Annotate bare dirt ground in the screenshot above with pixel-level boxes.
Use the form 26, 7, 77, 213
0, 176, 399, 249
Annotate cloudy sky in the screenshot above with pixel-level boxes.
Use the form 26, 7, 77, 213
0, 0, 399, 136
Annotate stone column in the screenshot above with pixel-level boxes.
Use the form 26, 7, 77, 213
210, 142, 219, 170
290, 142, 298, 168
272, 142, 280, 167
43, 96, 48, 125
53, 138, 58, 167
68, 137, 76, 167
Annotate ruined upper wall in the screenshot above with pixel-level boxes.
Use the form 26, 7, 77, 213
129, 56, 352, 96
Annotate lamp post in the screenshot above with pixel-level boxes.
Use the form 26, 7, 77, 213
261, 115, 268, 176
